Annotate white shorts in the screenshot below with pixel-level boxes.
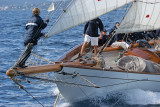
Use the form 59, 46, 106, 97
84, 34, 98, 46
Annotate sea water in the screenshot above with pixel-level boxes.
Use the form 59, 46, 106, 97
1, 9, 160, 107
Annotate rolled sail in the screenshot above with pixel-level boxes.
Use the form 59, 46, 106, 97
117, 0, 160, 33
47, 0, 133, 37
117, 55, 160, 73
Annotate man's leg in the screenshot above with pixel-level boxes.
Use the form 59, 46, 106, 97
91, 37, 98, 57
13, 43, 33, 68
80, 41, 87, 56
93, 46, 97, 57
80, 35, 90, 56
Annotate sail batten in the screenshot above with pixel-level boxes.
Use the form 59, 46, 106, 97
117, 0, 160, 33
47, 0, 133, 37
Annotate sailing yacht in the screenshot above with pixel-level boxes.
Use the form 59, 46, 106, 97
6, 0, 160, 103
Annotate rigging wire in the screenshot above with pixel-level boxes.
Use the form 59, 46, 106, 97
45, 0, 66, 34
45, 0, 75, 38
15, 1, 68, 67
13, 69, 160, 88
11, 66, 160, 106
29, 0, 73, 66
10, 77, 44, 107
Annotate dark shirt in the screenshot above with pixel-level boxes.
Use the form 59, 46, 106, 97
99, 35, 109, 45
135, 32, 145, 40
24, 15, 48, 46
84, 18, 103, 37
127, 32, 145, 42
114, 33, 125, 41
99, 35, 115, 46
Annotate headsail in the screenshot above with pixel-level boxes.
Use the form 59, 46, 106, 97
46, 0, 133, 38
48, 2, 55, 12
117, 0, 160, 33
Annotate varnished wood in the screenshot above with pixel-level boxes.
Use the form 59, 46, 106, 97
6, 61, 96, 77
6, 39, 160, 77
103, 40, 155, 52
124, 48, 160, 63
6, 64, 62, 77
63, 61, 97, 67
62, 64, 160, 75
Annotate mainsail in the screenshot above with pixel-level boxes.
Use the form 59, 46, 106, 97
46, 0, 133, 38
117, 0, 160, 33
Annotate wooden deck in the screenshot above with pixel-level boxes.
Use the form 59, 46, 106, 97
102, 50, 123, 70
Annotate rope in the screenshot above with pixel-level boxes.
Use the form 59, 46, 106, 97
14, 69, 160, 88
31, 53, 55, 64
12, 68, 160, 88
74, 72, 100, 88
10, 77, 44, 107
59, 72, 137, 81
99, 31, 116, 55
12, 68, 160, 95
10, 68, 160, 107
54, 92, 60, 107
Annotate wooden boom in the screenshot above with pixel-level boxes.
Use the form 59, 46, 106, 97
6, 61, 97, 77
6, 64, 62, 77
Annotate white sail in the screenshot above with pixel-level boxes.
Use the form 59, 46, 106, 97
117, 0, 160, 33
46, 0, 133, 38
48, 2, 55, 12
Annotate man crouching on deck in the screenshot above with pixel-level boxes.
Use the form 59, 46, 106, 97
13, 8, 49, 68
80, 17, 103, 58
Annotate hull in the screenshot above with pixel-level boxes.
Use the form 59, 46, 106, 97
6, 40, 160, 103
54, 66, 160, 102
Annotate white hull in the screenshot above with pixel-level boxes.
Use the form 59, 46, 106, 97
54, 66, 160, 102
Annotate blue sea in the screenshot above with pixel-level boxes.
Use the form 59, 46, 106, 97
1, 9, 160, 107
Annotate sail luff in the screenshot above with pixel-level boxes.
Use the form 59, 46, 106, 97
46, 0, 134, 38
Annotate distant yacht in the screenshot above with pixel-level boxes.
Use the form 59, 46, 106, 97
0, 6, 8, 10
